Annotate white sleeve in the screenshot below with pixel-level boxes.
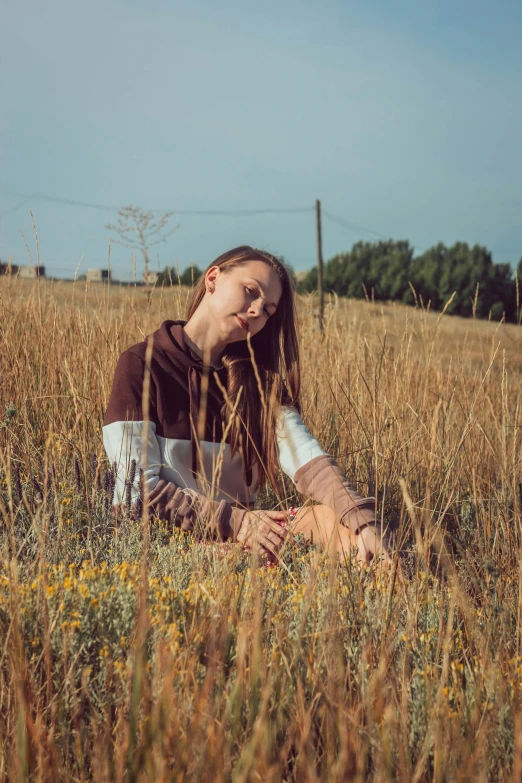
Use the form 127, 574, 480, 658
102, 420, 162, 504
275, 405, 329, 482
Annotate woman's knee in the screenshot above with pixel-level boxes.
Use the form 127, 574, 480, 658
289, 504, 338, 541
291, 504, 335, 521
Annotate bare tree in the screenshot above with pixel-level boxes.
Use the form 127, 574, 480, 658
105, 206, 177, 284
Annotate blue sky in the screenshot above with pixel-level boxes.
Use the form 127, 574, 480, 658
1, 0, 521, 280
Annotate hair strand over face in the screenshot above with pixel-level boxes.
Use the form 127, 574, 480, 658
186, 246, 301, 495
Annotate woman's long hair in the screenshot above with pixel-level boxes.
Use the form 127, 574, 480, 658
186, 246, 301, 494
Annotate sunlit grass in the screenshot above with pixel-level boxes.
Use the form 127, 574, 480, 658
1, 272, 521, 781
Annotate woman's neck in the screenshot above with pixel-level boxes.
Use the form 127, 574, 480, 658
182, 314, 226, 369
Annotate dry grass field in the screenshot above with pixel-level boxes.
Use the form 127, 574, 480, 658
1, 273, 521, 781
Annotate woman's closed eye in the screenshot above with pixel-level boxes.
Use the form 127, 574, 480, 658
245, 287, 270, 317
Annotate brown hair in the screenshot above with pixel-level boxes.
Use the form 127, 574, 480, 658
186, 245, 301, 494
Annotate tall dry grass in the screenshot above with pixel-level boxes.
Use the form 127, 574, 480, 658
0, 270, 521, 781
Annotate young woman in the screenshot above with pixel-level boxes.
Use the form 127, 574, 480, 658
102, 246, 390, 566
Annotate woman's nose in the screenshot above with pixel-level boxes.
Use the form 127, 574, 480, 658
248, 300, 263, 317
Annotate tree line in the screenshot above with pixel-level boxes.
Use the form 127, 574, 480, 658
298, 241, 522, 323
156, 241, 521, 323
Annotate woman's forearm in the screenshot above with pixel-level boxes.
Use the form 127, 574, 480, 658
146, 477, 248, 541
293, 454, 376, 534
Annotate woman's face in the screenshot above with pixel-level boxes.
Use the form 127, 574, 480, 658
206, 260, 283, 342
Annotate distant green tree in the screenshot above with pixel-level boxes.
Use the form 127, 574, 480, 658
180, 265, 203, 286
485, 262, 515, 321
516, 258, 522, 322
156, 264, 203, 287
156, 266, 175, 286
300, 241, 520, 323
0, 259, 16, 275
405, 242, 516, 320
441, 244, 494, 317
410, 243, 448, 310
298, 267, 317, 293
324, 247, 366, 298
300, 240, 414, 302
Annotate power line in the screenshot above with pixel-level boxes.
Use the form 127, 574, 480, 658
1, 190, 314, 218
324, 211, 521, 259
0, 198, 33, 219
322, 209, 389, 240
0, 190, 389, 244
3, 190, 517, 262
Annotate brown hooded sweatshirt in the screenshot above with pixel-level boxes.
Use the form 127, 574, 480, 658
102, 320, 377, 541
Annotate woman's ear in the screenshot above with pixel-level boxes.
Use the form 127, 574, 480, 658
206, 265, 220, 290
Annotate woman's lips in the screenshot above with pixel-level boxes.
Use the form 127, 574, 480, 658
236, 315, 249, 331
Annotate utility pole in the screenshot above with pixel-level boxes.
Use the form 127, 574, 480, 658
315, 199, 324, 332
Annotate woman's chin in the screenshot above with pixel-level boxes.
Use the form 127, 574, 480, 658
232, 315, 249, 336
218, 317, 244, 343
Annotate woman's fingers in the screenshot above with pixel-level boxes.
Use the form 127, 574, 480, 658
253, 512, 289, 541
259, 527, 285, 553
356, 525, 392, 566
239, 510, 291, 561
264, 510, 288, 523
259, 538, 280, 559
266, 519, 289, 538
258, 523, 288, 559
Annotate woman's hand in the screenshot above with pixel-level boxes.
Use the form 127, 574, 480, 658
355, 524, 392, 566
236, 509, 289, 560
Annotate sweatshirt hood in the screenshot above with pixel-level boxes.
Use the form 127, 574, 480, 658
146, 320, 251, 486
159, 320, 224, 371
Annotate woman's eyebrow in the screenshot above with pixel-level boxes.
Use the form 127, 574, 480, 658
248, 279, 278, 309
